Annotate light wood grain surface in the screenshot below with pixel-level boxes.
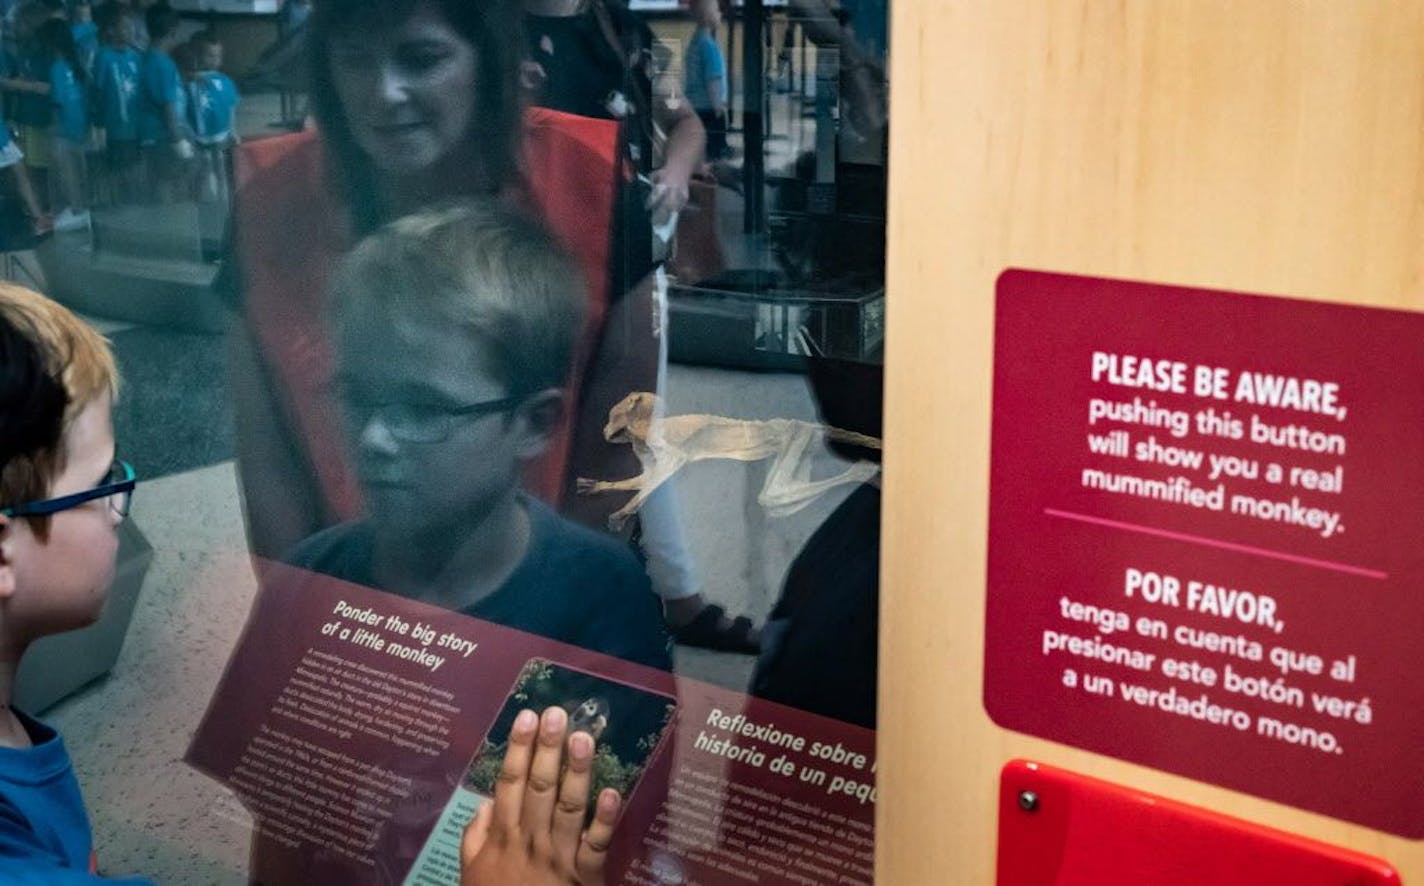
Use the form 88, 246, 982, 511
878, 2, 1423, 882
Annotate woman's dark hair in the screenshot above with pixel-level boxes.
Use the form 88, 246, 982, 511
94, 1, 130, 37
36, 16, 87, 84
145, 1, 180, 42
171, 39, 195, 74
307, 0, 525, 234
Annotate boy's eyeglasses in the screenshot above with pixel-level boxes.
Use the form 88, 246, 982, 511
344, 397, 522, 444
0, 460, 137, 520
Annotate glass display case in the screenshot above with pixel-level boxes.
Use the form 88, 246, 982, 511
1, 2, 893, 882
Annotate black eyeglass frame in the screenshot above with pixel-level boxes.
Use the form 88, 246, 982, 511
343, 395, 526, 444
0, 459, 137, 519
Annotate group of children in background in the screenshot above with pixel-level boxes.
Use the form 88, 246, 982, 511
0, 0, 732, 239
0, 0, 239, 236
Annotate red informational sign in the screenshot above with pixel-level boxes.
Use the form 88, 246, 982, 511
997, 760, 1400, 885
187, 564, 877, 884
985, 270, 1424, 837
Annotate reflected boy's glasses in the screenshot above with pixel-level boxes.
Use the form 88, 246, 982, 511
343, 397, 523, 444
0, 460, 137, 520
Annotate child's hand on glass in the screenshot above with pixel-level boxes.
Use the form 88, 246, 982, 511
460, 706, 621, 886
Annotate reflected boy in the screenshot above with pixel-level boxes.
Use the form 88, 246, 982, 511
290, 201, 671, 671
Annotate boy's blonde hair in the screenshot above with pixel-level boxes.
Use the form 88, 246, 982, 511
330, 199, 587, 401
0, 283, 119, 537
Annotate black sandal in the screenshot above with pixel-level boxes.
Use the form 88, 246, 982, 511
673, 605, 761, 654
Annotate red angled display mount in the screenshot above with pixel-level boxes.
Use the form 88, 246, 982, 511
997, 760, 1399, 886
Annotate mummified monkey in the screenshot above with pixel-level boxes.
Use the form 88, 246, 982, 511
578, 392, 882, 529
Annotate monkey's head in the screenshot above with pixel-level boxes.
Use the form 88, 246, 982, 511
603, 391, 659, 444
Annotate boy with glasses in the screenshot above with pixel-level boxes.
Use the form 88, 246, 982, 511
0, 282, 149, 883
288, 200, 671, 671
0, 271, 617, 884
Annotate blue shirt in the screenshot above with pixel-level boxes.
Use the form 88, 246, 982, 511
841, 0, 887, 60
187, 70, 239, 144
0, 709, 153, 885
92, 46, 140, 142
12, 49, 51, 128
71, 22, 98, 75
683, 28, 726, 111
48, 59, 87, 144
289, 497, 673, 672
136, 48, 181, 144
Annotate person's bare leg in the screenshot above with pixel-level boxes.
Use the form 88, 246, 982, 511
9, 165, 48, 232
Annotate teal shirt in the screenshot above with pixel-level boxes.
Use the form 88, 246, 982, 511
93, 46, 141, 142
48, 59, 88, 144
0, 709, 154, 884
683, 27, 726, 111
136, 49, 182, 144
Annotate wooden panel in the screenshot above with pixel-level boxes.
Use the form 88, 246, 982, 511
877, 3, 1424, 883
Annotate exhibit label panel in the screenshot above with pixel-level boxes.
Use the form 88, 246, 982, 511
984, 270, 1424, 837
188, 565, 877, 884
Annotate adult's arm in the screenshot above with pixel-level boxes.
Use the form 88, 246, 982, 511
227, 319, 326, 567
648, 91, 704, 218
163, 99, 184, 144
0, 77, 49, 95
787, 0, 860, 53
787, 0, 887, 134
227, 86, 240, 143
560, 274, 659, 534
158, 62, 186, 145
704, 76, 726, 115
645, 10, 704, 220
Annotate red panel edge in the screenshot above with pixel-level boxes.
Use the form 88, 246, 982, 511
996, 759, 1402, 886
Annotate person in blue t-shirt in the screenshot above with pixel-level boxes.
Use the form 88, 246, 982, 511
182, 30, 237, 207
0, 111, 50, 233
69, 0, 97, 75
135, 0, 187, 202
92, 3, 142, 203
0, 3, 60, 200
184, 31, 236, 146
36, 17, 88, 230
683, 0, 728, 160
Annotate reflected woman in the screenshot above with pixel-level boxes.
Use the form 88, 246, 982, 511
229, 0, 655, 568
227, 7, 657, 879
